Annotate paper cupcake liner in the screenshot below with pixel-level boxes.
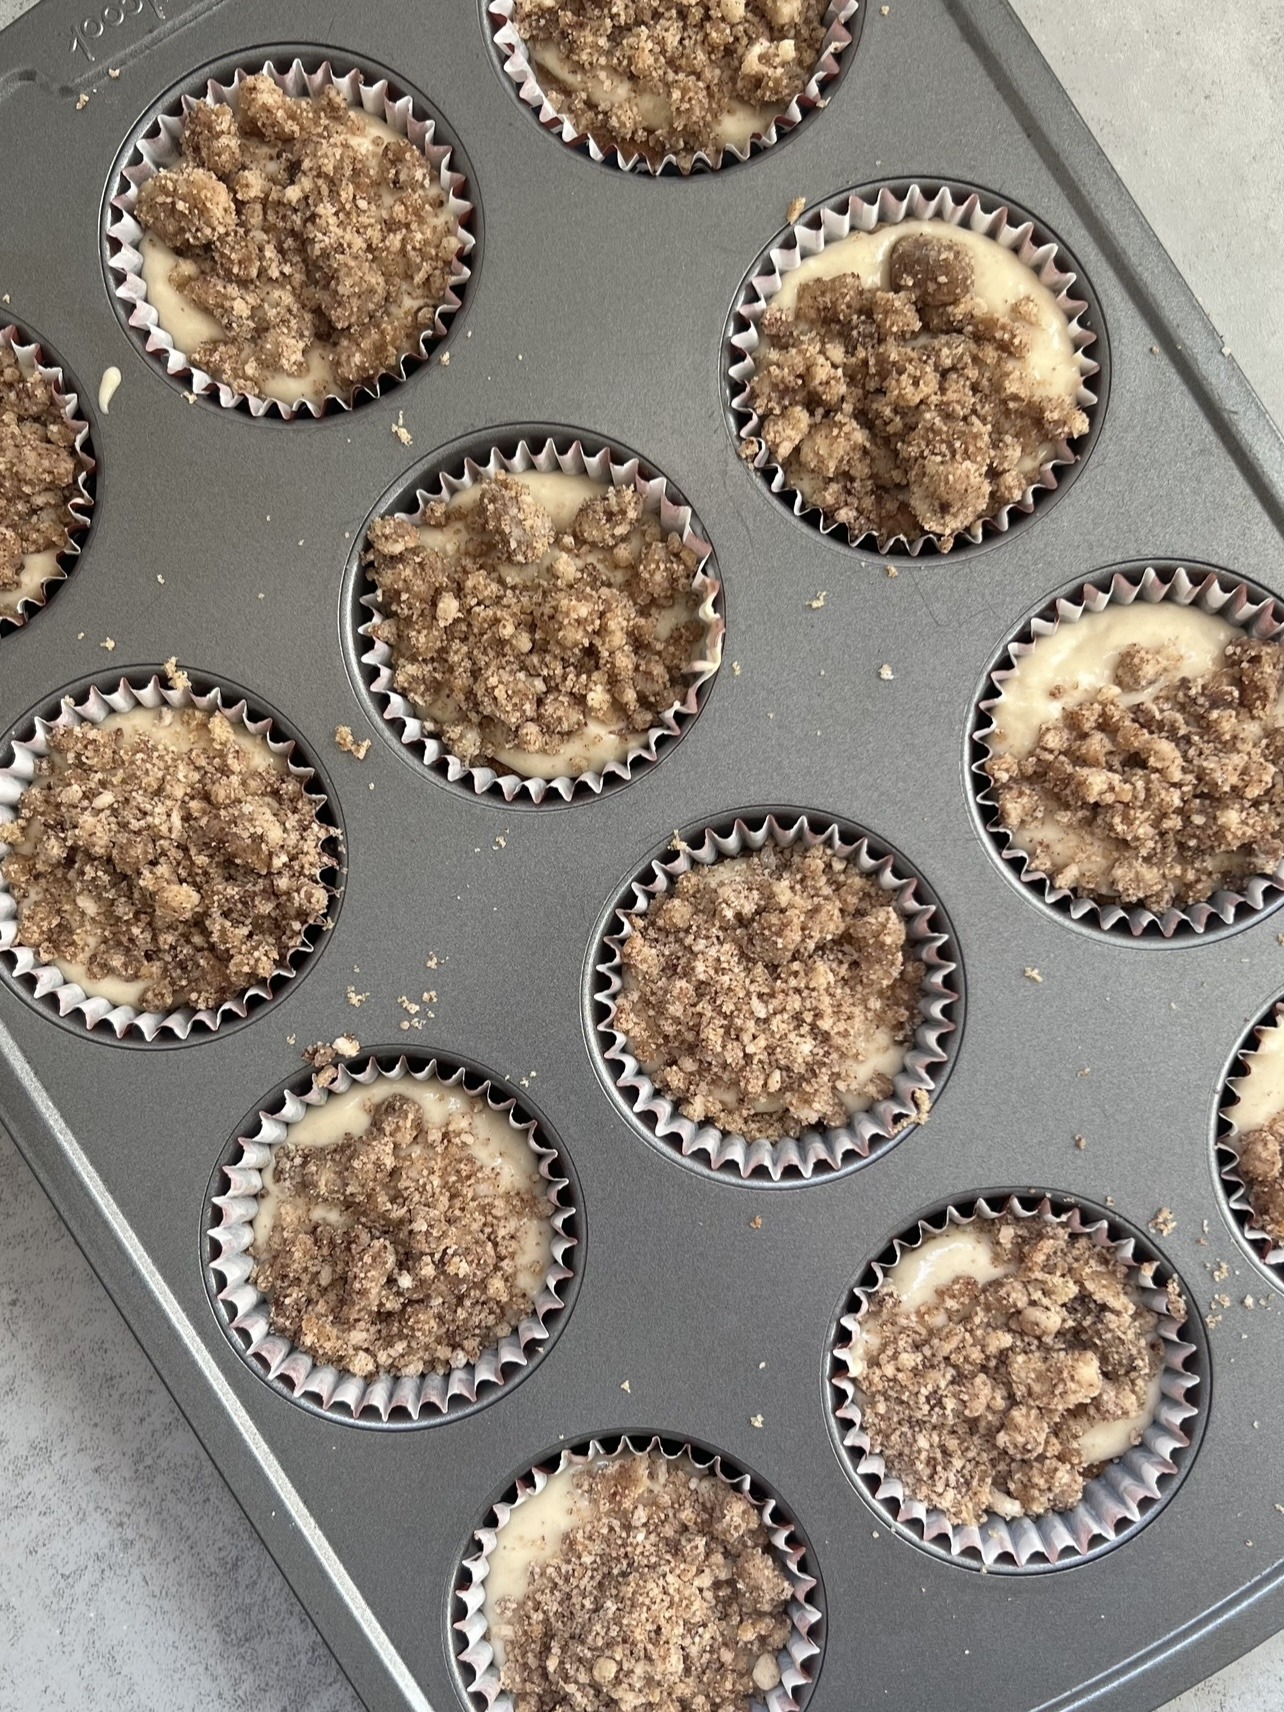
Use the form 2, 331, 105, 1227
972, 561, 1284, 938
1216, 1000, 1284, 1275
728, 182, 1102, 554
0, 673, 341, 1041
454, 1434, 822, 1711
105, 57, 474, 419
487, 0, 858, 175
593, 811, 959, 1180
207, 1054, 577, 1423
831, 1194, 1201, 1570
0, 326, 96, 636
357, 436, 724, 804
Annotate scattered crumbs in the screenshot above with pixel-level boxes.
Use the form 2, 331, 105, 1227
1222, 345, 1233, 358
885, 564, 898, 577
77, 632, 84, 640
1150, 344, 1160, 356
1150, 1207, 1177, 1237
99, 637, 116, 652
620, 1379, 631, 1393
787, 195, 806, 224
108, 67, 121, 78
750, 1414, 764, 1429
750, 1215, 763, 1230
1202, 1219, 1210, 1235
671, 829, 690, 854
334, 724, 371, 761
1077, 1066, 1090, 1077
426, 953, 440, 969
287, 1033, 297, 1046
332, 1034, 361, 1057
1213, 1260, 1230, 1282
1244, 1295, 1256, 1310
1, 294, 8, 304
297, 539, 304, 547
808, 590, 827, 609
1215, 1293, 1232, 1309
880, 3, 889, 11
878, 663, 894, 680
1074, 1135, 1087, 1151
517, 353, 523, 361
494, 834, 507, 849
465, 329, 472, 338
758, 1361, 766, 1370
1105, 1195, 1116, 1207
439, 350, 450, 366
423, 990, 437, 1003
345, 986, 369, 1007
156, 574, 165, 584
184, 391, 196, 403
1275, 1504, 1284, 1516
399, 1020, 411, 1031
732, 660, 742, 676
398, 994, 421, 1015
1023, 966, 1043, 983
391, 409, 413, 446
737, 436, 761, 463
76, 92, 90, 110
163, 656, 190, 692
257, 591, 265, 600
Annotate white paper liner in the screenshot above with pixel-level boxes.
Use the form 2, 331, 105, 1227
488, 0, 858, 174
1216, 1001, 1284, 1275
728, 183, 1102, 553
207, 1055, 577, 1422
973, 563, 1284, 938
454, 1435, 822, 1710
0, 674, 339, 1041
104, 58, 474, 418
594, 812, 958, 1179
358, 436, 724, 804
831, 1195, 1201, 1569
0, 326, 95, 634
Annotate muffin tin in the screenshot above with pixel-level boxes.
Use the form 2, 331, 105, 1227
2, 1, 1284, 1709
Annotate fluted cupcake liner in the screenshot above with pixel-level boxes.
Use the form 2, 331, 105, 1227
728, 182, 1101, 553
973, 562, 1284, 938
1217, 1000, 1284, 1274
358, 435, 723, 804
488, 0, 858, 175
0, 673, 340, 1041
206, 1054, 577, 1422
593, 811, 958, 1179
831, 1194, 1201, 1570
105, 57, 474, 418
454, 1434, 822, 1711
0, 326, 96, 636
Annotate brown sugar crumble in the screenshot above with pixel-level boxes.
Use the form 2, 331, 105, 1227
987, 634, 1284, 911
253, 1091, 548, 1378
366, 474, 707, 774
857, 1217, 1169, 1526
493, 1452, 792, 1712
0, 347, 78, 595
1236, 1113, 1284, 1246
132, 76, 462, 399
616, 842, 922, 1139
513, 0, 831, 165
3, 706, 330, 1011
749, 232, 1088, 546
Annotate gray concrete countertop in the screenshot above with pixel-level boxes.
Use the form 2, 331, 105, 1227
1, 2, 1282, 1709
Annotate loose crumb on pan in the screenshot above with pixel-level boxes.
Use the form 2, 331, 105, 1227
0, 347, 78, 594
1235, 1114, 1284, 1245
252, 1091, 548, 1378
857, 1216, 1173, 1526
334, 723, 371, 760
492, 1451, 792, 1712
987, 634, 1284, 911
513, 0, 832, 165
132, 75, 462, 398
2, 705, 330, 1011
616, 841, 922, 1140
365, 473, 707, 774
748, 232, 1089, 546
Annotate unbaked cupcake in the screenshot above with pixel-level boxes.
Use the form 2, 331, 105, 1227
1225, 1016, 1284, 1250
365, 469, 714, 782
985, 601, 1284, 914
0, 340, 84, 618
1, 698, 330, 1012
130, 73, 464, 406
746, 220, 1089, 548
850, 1214, 1169, 1526
614, 840, 922, 1140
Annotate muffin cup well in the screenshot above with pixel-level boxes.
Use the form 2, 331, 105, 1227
487, 0, 858, 175
1217, 1000, 1284, 1275
728, 182, 1102, 554
973, 562, 1284, 939
357, 435, 724, 804
831, 1194, 1202, 1570
0, 326, 96, 636
0, 673, 340, 1041
454, 1434, 822, 1711
593, 812, 959, 1180
207, 1054, 577, 1423
105, 57, 474, 418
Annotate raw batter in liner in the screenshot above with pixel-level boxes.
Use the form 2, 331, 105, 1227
850, 1215, 1173, 1527
1226, 1019, 1284, 1246
985, 602, 1284, 912
251, 1082, 553, 1380
748, 220, 1089, 545
132, 75, 463, 403
512, 0, 833, 166
0, 344, 80, 616
366, 468, 712, 780
482, 1448, 792, 1711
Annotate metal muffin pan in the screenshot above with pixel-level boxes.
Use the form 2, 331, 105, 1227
2, 1, 1283, 1709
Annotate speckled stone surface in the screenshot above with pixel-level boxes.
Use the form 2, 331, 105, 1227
1, 2, 1283, 1709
